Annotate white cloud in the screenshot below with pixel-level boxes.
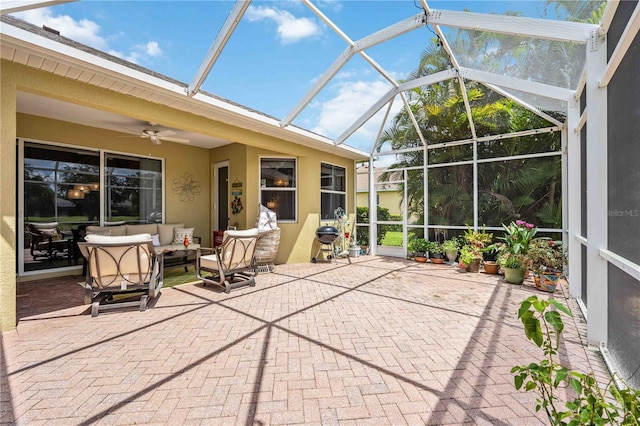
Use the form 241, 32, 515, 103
14, 8, 108, 50
312, 80, 391, 137
143, 41, 162, 57
246, 5, 320, 44
12, 8, 162, 65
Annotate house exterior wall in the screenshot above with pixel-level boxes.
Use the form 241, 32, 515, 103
356, 191, 403, 216
0, 60, 357, 331
211, 143, 356, 266
17, 113, 211, 246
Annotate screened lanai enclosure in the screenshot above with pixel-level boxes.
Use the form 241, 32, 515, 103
1, 0, 639, 387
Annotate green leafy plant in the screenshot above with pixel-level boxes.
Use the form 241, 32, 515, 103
528, 237, 568, 273
463, 225, 493, 259
511, 296, 640, 425
498, 220, 538, 255
424, 240, 441, 254
408, 238, 430, 255
498, 252, 529, 271
458, 245, 475, 266
442, 239, 459, 253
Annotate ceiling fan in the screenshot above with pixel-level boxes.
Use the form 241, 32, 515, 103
123, 122, 190, 145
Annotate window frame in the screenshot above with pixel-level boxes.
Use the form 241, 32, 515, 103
259, 156, 297, 223
18, 138, 165, 276
320, 162, 347, 220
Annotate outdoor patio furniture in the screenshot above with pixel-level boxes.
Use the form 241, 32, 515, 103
77, 233, 164, 317
254, 204, 280, 272
196, 228, 260, 293
25, 222, 72, 261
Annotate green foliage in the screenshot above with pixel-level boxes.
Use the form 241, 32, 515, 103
408, 238, 430, 254
356, 206, 392, 246
458, 245, 475, 265
512, 296, 640, 425
441, 239, 459, 252
424, 240, 441, 254
463, 225, 493, 258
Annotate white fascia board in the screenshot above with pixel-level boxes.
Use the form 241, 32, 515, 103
191, 91, 282, 126
281, 12, 425, 127
427, 9, 597, 43
0, 0, 74, 15
459, 67, 573, 101
190, 92, 367, 159
337, 69, 455, 145
187, 0, 250, 96
1, 24, 186, 95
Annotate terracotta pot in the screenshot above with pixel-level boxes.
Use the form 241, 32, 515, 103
415, 254, 428, 263
430, 257, 445, 264
483, 261, 499, 274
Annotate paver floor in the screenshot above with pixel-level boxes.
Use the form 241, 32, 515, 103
3, 256, 604, 425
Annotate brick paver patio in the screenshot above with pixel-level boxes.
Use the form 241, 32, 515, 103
2, 256, 607, 425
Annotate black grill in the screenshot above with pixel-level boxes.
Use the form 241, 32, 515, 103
315, 226, 339, 244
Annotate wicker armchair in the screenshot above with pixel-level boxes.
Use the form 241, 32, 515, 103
255, 228, 280, 272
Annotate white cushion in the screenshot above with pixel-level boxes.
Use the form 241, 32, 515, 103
151, 234, 160, 246
158, 223, 184, 245
200, 254, 220, 271
85, 233, 152, 245
225, 228, 259, 238
30, 222, 60, 230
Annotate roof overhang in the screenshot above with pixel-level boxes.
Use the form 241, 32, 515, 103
0, 16, 368, 161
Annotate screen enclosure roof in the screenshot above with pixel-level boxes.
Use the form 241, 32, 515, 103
1, 0, 608, 158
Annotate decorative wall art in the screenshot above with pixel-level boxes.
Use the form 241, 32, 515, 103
172, 173, 201, 202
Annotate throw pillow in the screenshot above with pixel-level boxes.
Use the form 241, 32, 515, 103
173, 227, 194, 245
151, 234, 160, 246
255, 204, 278, 232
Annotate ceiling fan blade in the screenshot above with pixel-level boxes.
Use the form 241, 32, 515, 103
155, 129, 176, 137
160, 136, 190, 144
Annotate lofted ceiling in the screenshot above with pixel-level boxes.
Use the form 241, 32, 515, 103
1, 0, 608, 158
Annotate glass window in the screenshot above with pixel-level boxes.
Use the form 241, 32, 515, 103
105, 154, 163, 224
260, 158, 296, 221
21, 141, 163, 274
320, 163, 346, 220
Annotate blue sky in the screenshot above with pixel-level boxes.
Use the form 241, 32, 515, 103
13, 1, 559, 152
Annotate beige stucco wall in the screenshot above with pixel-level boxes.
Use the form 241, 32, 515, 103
356, 191, 403, 216
1, 61, 18, 331
211, 144, 356, 265
0, 60, 360, 331
17, 113, 212, 245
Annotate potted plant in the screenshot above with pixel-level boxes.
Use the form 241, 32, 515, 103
441, 239, 459, 264
482, 244, 500, 274
458, 245, 477, 272
528, 237, 568, 292
408, 237, 429, 262
489, 220, 538, 282
498, 252, 528, 284
463, 226, 493, 272
425, 241, 445, 264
